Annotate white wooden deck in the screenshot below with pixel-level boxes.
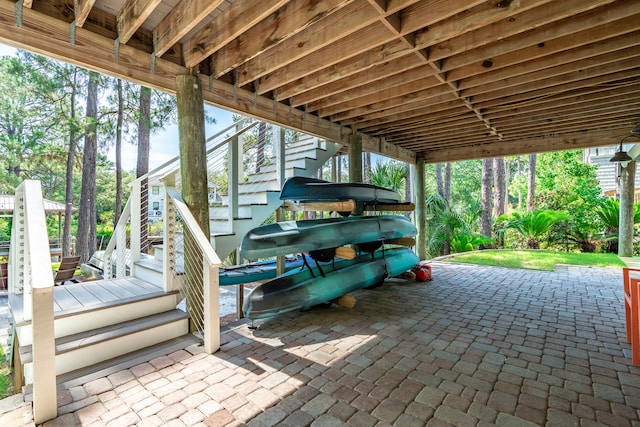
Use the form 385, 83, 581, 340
9, 277, 165, 325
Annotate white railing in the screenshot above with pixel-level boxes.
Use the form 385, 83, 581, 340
164, 179, 222, 353
9, 180, 57, 423
103, 197, 132, 279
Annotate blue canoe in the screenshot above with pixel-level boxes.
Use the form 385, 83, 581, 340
240, 215, 417, 259
243, 247, 419, 319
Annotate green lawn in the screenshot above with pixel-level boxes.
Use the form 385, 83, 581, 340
447, 250, 626, 271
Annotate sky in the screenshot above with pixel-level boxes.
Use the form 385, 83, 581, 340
0, 42, 238, 171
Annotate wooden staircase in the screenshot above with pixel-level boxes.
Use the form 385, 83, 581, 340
11, 277, 193, 386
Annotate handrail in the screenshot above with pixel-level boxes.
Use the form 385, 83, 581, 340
165, 187, 221, 267
103, 197, 131, 279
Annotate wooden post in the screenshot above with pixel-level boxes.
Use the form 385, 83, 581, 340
274, 125, 286, 190
348, 134, 363, 216
619, 160, 636, 257
130, 179, 142, 274
176, 74, 210, 333
414, 155, 427, 261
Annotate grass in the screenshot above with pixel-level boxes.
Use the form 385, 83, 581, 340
0, 345, 12, 399
447, 249, 626, 271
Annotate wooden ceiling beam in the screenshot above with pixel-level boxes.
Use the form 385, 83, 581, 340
117, 0, 162, 44
215, 0, 355, 82
257, 0, 486, 96
462, 45, 640, 99
290, 54, 426, 108
153, 0, 225, 58
457, 32, 640, 94
315, 75, 443, 117
331, 86, 458, 122
431, 0, 618, 66
74, 0, 96, 27
453, 27, 639, 90
480, 81, 640, 115
474, 68, 640, 111
350, 101, 468, 129
361, 106, 472, 133
182, 0, 288, 68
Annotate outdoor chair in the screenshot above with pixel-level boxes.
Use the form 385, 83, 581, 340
54, 256, 80, 285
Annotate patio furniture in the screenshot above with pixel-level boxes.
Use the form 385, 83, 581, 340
54, 256, 80, 286
623, 267, 640, 365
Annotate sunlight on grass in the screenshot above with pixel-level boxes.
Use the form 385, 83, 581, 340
449, 250, 626, 271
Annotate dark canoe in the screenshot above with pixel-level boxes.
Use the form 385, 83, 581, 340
239, 215, 417, 259
280, 176, 401, 204
243, 247, 419, 319
220, 255, 323, 286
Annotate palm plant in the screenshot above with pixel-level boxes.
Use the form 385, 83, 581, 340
450, 231, 494, 253
425, 193, 468, 256
369, 160, 407, 196
497, 209, 570, 249
594, 198, 640, 253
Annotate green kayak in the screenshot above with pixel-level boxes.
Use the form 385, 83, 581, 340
243, 247, 419, 319
240, 215, 417, 259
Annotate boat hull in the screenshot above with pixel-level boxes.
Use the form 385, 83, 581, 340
243, 247, 419, 319
240, 215, 417, 259
280, 176, 401, 204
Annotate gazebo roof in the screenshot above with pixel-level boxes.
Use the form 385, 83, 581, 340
0, 194, 68, 214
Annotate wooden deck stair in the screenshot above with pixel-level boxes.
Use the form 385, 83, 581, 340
11, 277, 194, 385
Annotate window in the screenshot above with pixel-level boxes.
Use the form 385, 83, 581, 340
152, 185, 160, 195
153, 202, 160, 210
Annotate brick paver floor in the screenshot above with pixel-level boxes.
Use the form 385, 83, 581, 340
3, 261, 640, 426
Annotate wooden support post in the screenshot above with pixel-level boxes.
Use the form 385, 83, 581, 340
274, 125, 286, 190
176, 74, 210, 333
348, 134, 363, 216
620, 161, 636, 257
414, 156, 427, 261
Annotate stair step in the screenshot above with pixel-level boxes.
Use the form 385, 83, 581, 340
20, 309, 189, 379
20, 310, 189, 364
53, 334, 202, 389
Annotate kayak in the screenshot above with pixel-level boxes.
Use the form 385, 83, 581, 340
239, 215, 417, 259
280, 176, 401, 204
220, 255, 325, 286
243, 247, 419, 319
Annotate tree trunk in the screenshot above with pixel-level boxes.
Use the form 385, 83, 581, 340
62, 69, 78, 257
480, 158, 493, 239
363, 151, 371, 183
114, 79, 124, 227
137, 86, 151, 253
527, 153, 537, 211
444, 162, 451, 202
436, 163, 443, 196
493, 157, 506, 218
76, 71, 99, 263
619, 161, 636, 257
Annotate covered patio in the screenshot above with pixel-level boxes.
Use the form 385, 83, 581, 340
3, 260, 639, 426
0, 1, 639, 425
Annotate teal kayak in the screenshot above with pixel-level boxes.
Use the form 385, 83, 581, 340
280, 176, 401, 204
240, 215, 417, 259
243, 247, 419, 319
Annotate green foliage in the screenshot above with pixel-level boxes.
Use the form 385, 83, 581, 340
449, 231, 494, 253
368, 160, 407, 197
497, 209, 570, 249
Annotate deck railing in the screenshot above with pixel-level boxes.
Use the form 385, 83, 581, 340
164, 179, 222, 353
9, 180, 57, 423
